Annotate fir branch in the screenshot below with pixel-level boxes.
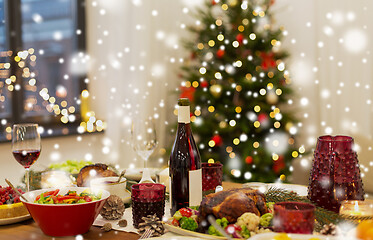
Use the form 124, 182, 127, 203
264, 187, 361, 232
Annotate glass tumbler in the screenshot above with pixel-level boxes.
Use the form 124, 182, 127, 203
202, 162, 223, 193
308, 135, 365, 213
131, 183, 165, 228
273, 202, 316, 234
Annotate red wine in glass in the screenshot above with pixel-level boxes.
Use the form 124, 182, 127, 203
12, 123, 41, 192
12, 150, 41, 168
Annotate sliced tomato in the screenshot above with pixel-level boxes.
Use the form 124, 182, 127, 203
171, 218, 179, 226
179, 208, 192, 218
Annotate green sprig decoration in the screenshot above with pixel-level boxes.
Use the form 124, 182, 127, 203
265, 187, 371, 231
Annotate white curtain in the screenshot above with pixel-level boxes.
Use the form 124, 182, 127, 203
86, 0, 191, 169
274, 0, 373, 191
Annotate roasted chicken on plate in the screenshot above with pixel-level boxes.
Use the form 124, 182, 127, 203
199, 187, 268, 223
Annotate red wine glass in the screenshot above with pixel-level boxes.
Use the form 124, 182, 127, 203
12, 123, 41, 192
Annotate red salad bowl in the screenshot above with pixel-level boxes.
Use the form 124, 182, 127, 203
21, 187, 110, 236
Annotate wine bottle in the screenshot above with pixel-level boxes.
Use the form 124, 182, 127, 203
169, 98, 202, 216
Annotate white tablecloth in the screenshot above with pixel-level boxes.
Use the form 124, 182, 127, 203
93, 202, 177, 238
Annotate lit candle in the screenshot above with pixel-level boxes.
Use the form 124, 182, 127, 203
339, 200, 373, 217
80, 89, 90, 122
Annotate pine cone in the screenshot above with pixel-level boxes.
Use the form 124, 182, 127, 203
118, 219, 128, 227
320, 223, 338, 235
101, 223, 112, 232
138, 214, 164, 237
100, 195, 125, 220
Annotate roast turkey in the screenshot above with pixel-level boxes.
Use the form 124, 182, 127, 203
199, 187, 268, 223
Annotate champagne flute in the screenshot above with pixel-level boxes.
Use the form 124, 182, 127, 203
12, 123, 41, 192
131, 118, 158, 183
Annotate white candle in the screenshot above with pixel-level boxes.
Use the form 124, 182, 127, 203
340, 200, 373, 217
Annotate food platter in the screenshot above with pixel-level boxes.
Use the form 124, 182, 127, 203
0, 214, 31, 226
164, 222, 227, 240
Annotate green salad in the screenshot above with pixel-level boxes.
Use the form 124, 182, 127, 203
34, 189, 101, 204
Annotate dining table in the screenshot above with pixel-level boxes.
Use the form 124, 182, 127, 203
0, 182, 243, 240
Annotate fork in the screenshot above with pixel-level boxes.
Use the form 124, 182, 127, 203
139, 227, 153, 239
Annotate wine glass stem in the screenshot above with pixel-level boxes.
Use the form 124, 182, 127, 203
144, 157, 148, 169
25, 168, 30, 192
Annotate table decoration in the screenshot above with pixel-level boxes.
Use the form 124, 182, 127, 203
93, 204, 172, 234
273, 202, 316, 234
308, 135, 365, 213
137, 214, 164, 237
202, 162, 223, 195
339, 200, 373, 218
100, 195, 126, 220
265, 186, 348, 231
131, 183, 166, 228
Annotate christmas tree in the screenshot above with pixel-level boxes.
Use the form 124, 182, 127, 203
179, 0, 301, 183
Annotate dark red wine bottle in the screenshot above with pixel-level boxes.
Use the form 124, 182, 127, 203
169, 98, 202, 216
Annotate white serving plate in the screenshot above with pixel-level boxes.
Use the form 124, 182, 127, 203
250, 232, 337, 240
151, 236, 205, 240
164, 222, 226, 240
0, 214, 31, 226
124, 168, 159, 181
243, 183, 308, 196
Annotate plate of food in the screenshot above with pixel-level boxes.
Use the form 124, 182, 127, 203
0, 185, 31, 225
165, 188, 274, 239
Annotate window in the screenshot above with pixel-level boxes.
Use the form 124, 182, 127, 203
0, 0, 86, 141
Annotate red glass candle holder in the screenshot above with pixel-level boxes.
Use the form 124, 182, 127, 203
308, 135, 365, 213
131, 183, 165, 228
273, 202, 316, 234
202, 162, 223, 192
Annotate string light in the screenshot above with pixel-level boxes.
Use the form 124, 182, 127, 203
1, 49, 107, 133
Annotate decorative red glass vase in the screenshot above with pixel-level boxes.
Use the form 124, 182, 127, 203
202, 162, 223, 192
131, 183, 166, 228
273, 202, 315, 234
308, 135, 365, 213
